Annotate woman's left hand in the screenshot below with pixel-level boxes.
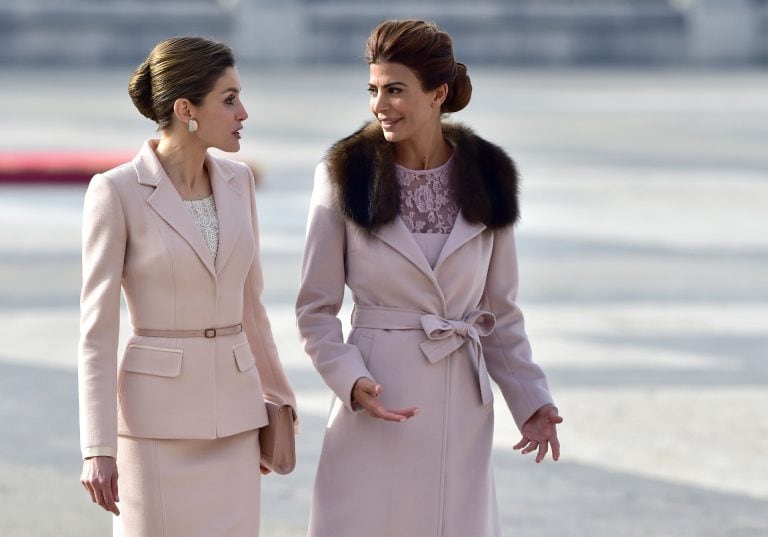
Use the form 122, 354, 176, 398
260, 464, 271, 476
514, 404, 563, 463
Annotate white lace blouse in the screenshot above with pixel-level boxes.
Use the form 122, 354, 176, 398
184, 194, 219, 260
396, 156, 458, 234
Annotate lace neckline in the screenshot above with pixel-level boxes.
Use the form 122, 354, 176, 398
183, 194, 219, 259
183, 194, 214, 205
394, 154, 455, 174
395, 155, 458, 234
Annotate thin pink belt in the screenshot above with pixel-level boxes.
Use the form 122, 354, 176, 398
351, 305, 496, 405
133, 323, 242, 339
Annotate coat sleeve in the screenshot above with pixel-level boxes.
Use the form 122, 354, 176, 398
78, 174, 127, 459
480, 225, 554, 431
295, 163, 374, 411
242, 165, 298, 423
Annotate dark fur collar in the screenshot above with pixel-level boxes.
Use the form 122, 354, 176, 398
325, 121, 519, 231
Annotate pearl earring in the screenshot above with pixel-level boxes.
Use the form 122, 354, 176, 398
188, 118, 198, 133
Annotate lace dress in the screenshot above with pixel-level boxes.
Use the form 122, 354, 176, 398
184, 194, 219, 261
396, 155, 458, 267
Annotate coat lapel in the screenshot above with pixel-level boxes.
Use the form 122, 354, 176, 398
372, 218, 441, 288
208, 155, 244, 274
433, 211, 486, 271
134, 141, 216, 278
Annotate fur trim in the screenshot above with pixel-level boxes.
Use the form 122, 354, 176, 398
325, 121, 519, 231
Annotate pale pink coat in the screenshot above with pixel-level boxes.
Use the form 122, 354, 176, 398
296, 163, 553, 537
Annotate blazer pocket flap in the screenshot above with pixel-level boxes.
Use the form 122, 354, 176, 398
233, 343, 256, 372
124, 344, 183, 377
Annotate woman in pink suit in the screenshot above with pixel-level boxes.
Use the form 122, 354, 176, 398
78, 36, 296, 537
296, 20, 562, 537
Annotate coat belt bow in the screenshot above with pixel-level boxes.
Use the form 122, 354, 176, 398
419, 311, 496, 405
351, 305, 497, 405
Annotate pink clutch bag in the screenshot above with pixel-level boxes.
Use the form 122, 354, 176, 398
259, 399, 296, 475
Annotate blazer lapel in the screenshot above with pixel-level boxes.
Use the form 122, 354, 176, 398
208, 156, 244, 274
134, 142, 216, 278
373, 218, 440, 288
433, 211, 486, 270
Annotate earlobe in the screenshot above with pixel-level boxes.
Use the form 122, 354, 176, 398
173, 98, 193, 124
434, 84, 448, 107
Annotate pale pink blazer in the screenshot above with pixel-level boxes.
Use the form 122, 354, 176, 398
78, 140, 295, 459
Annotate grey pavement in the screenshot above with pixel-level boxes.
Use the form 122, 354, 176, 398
0, 66, 767, 536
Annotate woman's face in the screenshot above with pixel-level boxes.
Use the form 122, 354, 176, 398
191, 66, 248, 152
368, 62, 442, 144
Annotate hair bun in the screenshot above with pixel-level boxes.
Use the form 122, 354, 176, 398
443, 62, 472, 113
128, 60, 156, 121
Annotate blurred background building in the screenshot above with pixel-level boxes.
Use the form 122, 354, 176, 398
0, 0, 766, 66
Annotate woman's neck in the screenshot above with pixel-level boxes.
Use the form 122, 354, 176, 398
393, 123, 452, 170
154, 136, 210, 199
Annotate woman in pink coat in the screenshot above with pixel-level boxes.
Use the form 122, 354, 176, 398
296, 20, 562, 537
78, 37, 296, 536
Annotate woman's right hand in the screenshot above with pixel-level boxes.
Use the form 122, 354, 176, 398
81, 456, 120, 515
352, 377, 419, 422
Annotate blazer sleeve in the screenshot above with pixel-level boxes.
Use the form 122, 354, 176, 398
480, 225, 554, 431
295, 163, 374, 411
242, 165, 298, 423
78, 174, 127, 459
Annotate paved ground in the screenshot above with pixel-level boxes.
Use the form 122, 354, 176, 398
0, 66, 767, 536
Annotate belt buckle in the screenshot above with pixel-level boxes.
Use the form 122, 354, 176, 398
204, 328, 217, 338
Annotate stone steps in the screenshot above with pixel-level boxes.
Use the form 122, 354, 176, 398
0, 1, 232, 65
0, 0, 764, 65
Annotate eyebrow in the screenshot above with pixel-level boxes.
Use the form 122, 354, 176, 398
368, 82, 407, 88
221, 87, 240, 94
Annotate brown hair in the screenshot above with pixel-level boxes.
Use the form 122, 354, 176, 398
365, 19, 472, 114
128, 36, 235, 130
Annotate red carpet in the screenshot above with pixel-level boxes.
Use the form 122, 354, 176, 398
0, 151, 133, 184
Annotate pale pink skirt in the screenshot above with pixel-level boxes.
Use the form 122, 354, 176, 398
114, 429, 261, 537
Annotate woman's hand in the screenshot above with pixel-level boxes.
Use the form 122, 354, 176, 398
260, 464, 272, 476
81, 455, 120, 515
352, 377, 419, 422
514, 404, 563, 463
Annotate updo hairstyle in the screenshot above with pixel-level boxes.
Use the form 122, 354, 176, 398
365, 19, 472, 113
128, 36, 235, 129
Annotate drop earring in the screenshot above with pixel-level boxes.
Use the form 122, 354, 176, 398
188, 118, 198, 133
